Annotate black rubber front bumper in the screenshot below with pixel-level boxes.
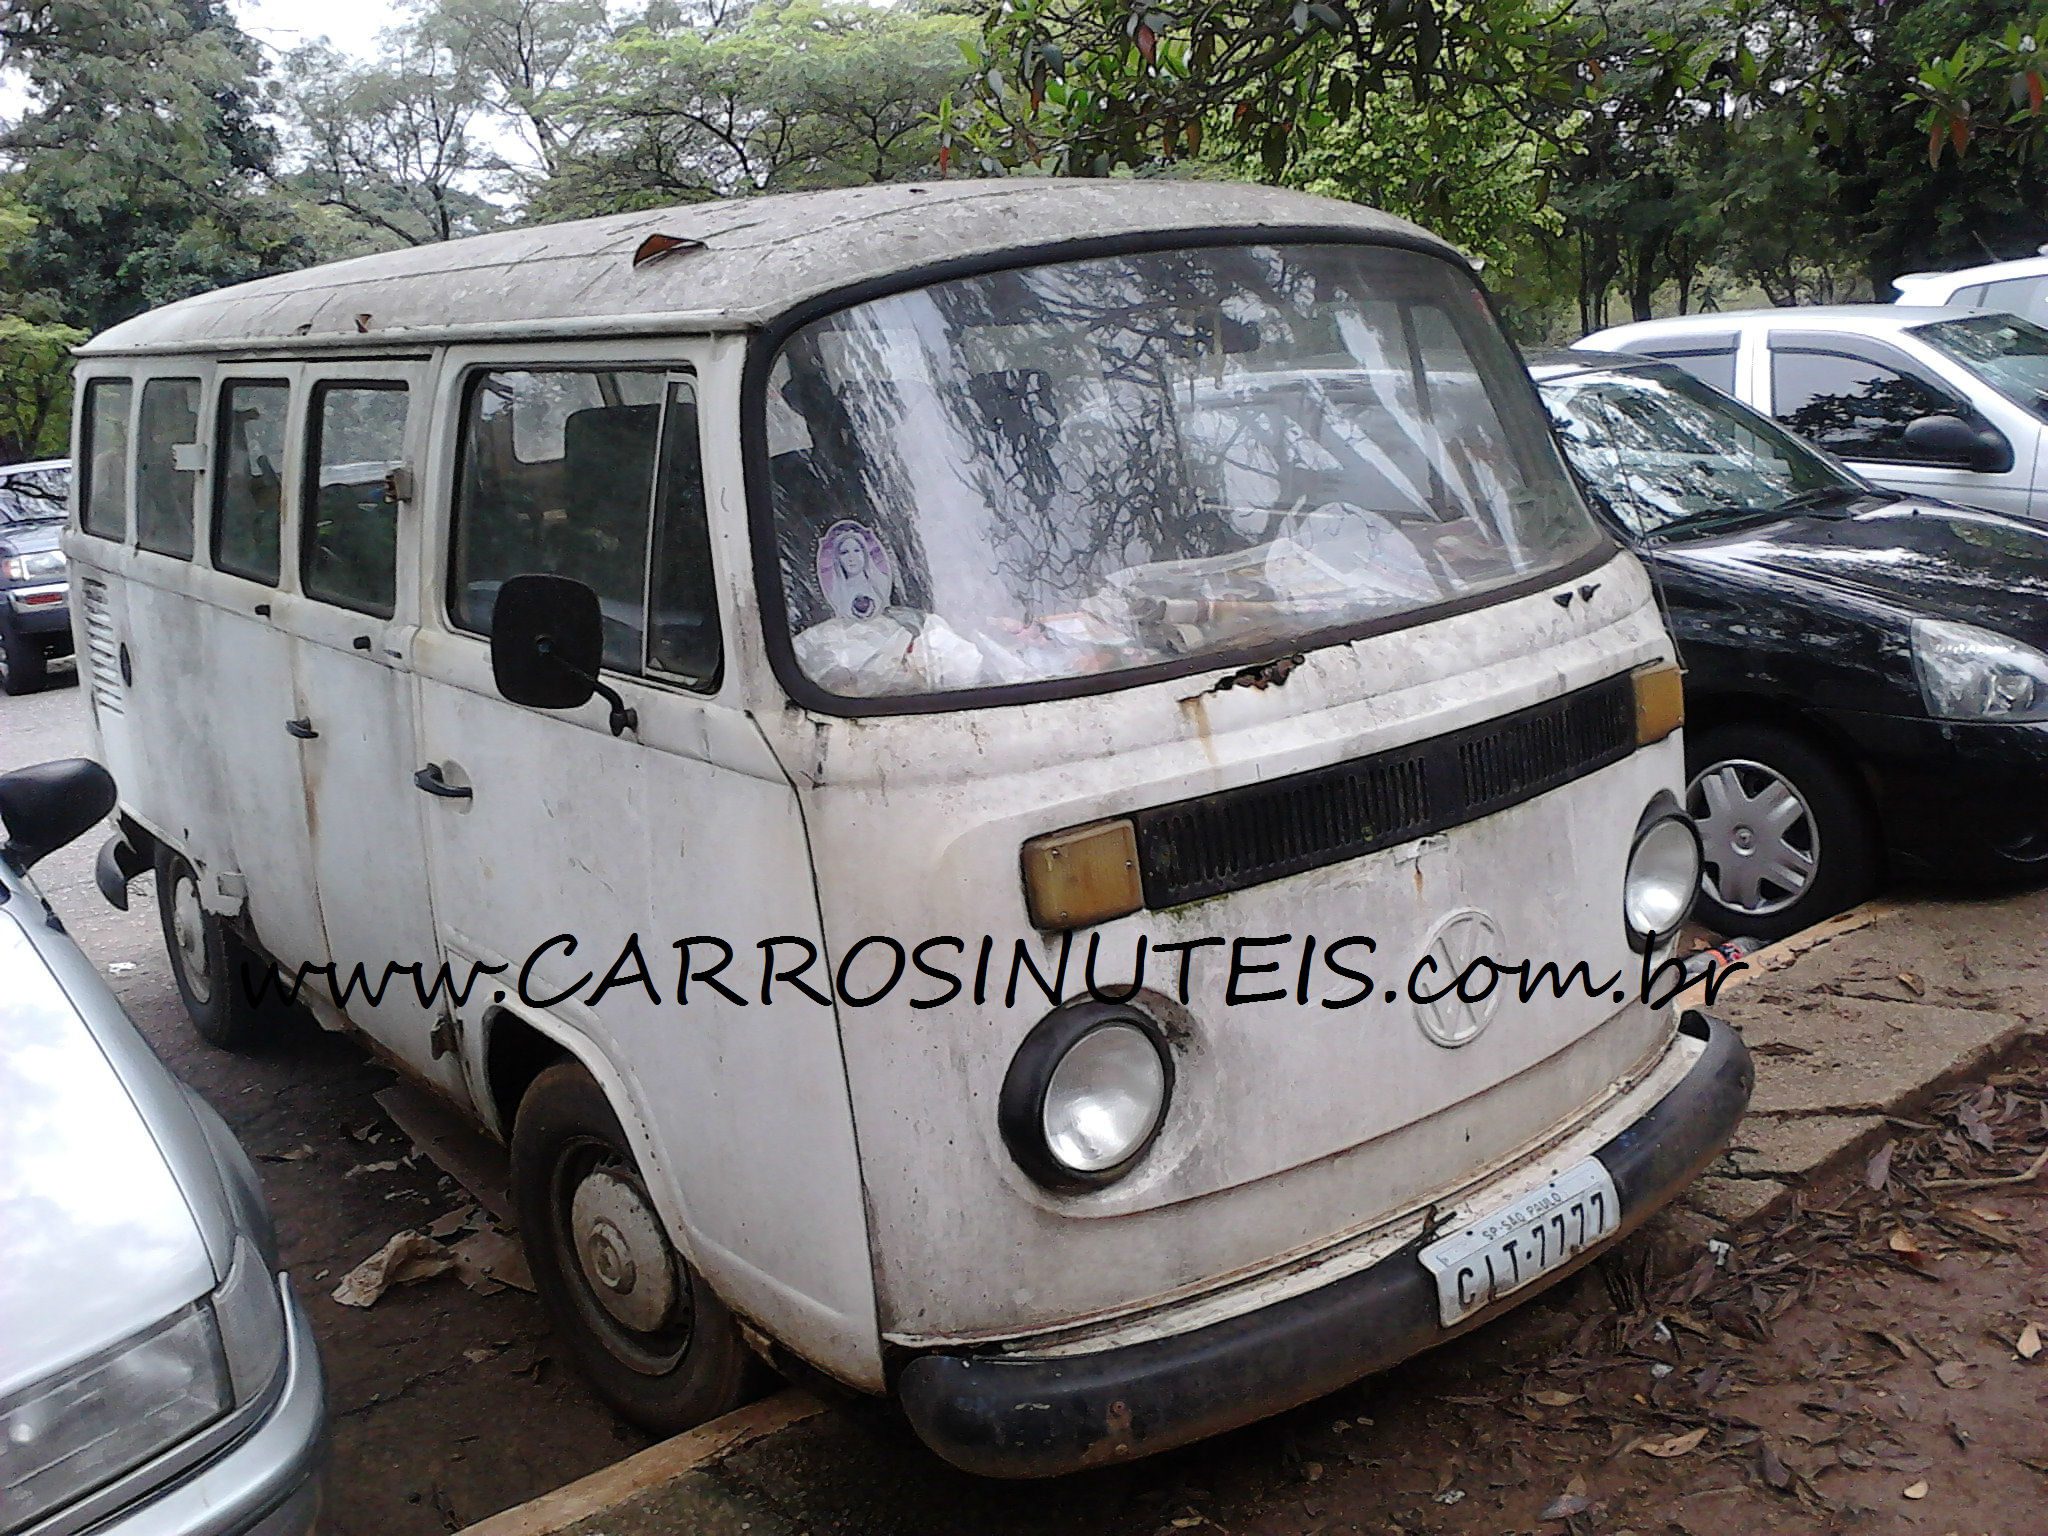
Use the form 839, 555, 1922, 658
899, 1010, 1752, 1478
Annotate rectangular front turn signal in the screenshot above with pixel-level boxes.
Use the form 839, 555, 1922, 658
1633, 662, 1685, 747
1022, 819, 1143, 931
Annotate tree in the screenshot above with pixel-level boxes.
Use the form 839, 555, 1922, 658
540, 0, 977, 213
959, 0, 1604, 177
413, 0, 614, 182
0, 192, 84, 462
283, 37, 505, 246
0, 0, 310, 333
1268, 85, 1565, 280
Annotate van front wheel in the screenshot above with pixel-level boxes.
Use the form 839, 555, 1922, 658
510, 1063, 765, 1435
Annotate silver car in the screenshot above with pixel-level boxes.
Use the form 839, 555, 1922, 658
0, 759, 324, 1536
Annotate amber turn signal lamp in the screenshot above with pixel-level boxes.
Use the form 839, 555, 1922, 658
1021, 819, 1143, 931
1633, 662, 1686, 747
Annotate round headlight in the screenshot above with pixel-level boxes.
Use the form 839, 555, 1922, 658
1625, 813, 1703, 944
1042, 1023, 1168, 1174
1001, 1004, 1174, 1190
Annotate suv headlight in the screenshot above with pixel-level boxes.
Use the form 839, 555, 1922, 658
1911, 618, 2048, 722
0, 550, 65, 582
0, 1240, 284, 1530
1001, 1002, 1173, 1190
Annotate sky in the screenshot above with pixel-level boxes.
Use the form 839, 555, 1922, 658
230, 0, 407, 63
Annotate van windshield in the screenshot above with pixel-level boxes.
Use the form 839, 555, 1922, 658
764, 242, 1602, 701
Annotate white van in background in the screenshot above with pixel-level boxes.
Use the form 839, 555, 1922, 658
70, 180, 1749, 1477
1580, 305, 2048, 521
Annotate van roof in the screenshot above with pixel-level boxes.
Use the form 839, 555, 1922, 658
78, 180, 1451, 359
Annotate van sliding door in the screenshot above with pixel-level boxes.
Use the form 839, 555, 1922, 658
283, 360, 464, 1096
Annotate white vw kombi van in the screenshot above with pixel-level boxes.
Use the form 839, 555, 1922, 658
69, 181, 1749, 1476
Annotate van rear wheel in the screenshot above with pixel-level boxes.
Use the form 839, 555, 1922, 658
510, 1063, 765, 1435
154, 848, 270, 1050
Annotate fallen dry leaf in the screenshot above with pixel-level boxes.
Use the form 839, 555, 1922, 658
1639, 1426, 1711, 1459
2018, 1321, 2042, 1360
1887, 1228, 1931, 1265
1865, 1140, 1895, 1190
1902, 1479, 1929, 1499
1540, 1474, 1590, 1521
1530, 1389, 1582, 1407
1934, 1360, 1974, 1389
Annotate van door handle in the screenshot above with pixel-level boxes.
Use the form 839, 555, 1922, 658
285, 717, 318, 739
413, 764, 471, 799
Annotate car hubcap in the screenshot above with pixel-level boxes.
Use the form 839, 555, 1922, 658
171, 873, 213, 1004
569, 1167, 679, 1336
1687, 758, 1818, 917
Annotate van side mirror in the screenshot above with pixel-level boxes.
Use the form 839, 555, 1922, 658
489, 574, 638, 736
0, 758, 116, 872
1901, 413, 2011, 473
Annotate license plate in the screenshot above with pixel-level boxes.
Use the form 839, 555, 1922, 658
1418, 1158, 1621, 1327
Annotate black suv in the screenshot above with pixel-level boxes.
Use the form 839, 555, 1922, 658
0, 459, 73, 695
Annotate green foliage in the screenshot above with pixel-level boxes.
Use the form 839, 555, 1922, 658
539, 0, 978, 213
0, 193, 85, 462
1263, 87, 1565, 278
958, 0, 1598, 176
0, 0, 311, 333
283, 37, 508, 246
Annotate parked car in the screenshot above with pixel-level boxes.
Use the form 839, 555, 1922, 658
1534, 349, 2048, 937
0, 758, 325, 1534
0, 459, 73, 694
1577, 306, 2048, 522
1893, 254, 2048, 324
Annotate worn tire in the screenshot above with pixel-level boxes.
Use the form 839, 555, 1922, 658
510, 1063, 766, 1435
154, 847, 270, 1050
1685, 723, 1880, 942
0, 617, 48, 695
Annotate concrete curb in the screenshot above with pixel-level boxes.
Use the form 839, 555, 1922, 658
458, 1391, 825, 1536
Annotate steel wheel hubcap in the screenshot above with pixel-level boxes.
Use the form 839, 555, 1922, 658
171, 873, 212, 1004
569, 1168, 677, 1334
1687, 758, 1818, 916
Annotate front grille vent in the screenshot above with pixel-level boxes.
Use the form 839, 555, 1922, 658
1132, 672, 1636, 908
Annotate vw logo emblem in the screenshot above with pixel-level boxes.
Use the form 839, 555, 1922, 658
1413, 908, 1507, 1049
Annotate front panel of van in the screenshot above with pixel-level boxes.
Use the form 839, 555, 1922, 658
755, 554, 1679, 1345
740, 237, 1697, 1353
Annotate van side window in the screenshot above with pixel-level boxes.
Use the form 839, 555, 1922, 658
451, 368, 664, 674
304, 383, 406, 616
648, 377, 721, 687
213, 381, 290, 584
136, 378, 201, 559
79, 379, 133, 540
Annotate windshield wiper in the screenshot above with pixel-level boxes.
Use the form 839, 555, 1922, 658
1771, 485, 1866, 516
